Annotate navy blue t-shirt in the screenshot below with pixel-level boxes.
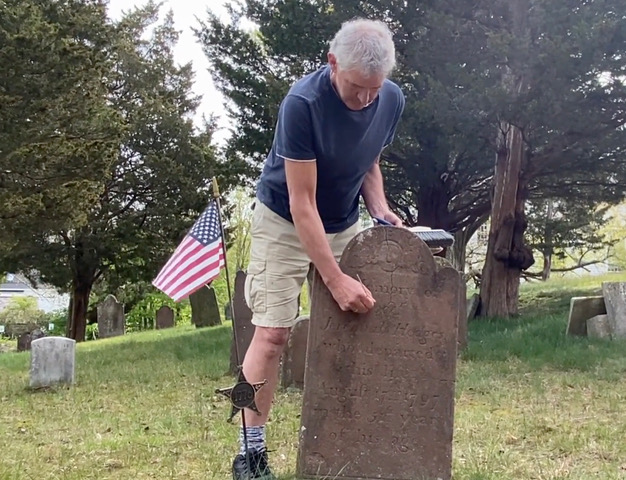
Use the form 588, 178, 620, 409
256, 65, 405, 233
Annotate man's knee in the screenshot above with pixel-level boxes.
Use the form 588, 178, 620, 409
252, 326, 290, 357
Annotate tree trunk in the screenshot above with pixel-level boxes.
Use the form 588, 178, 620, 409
542, 251, 552, 281
68, 278, 93, 341
479, 122, 534, 317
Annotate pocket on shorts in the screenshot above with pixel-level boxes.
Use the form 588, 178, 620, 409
244, 260, 267, 313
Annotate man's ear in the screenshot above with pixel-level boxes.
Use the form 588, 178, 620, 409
327, 52, 338, 72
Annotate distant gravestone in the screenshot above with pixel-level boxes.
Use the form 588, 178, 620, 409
458, 278, 468, 351
190, 286, 221, 328
297, 227, 460, 480
566, 296, 606, 336
602, 282, 626, 338
435, 257, 467, 352
230, 270, 254, 374
17, 333, 32, 352
467, 293, 480, 321
281, 315, 309, 390
29, 337, 75, 389
156, 306, 175, 329
97, 295, 125, 338
587, 314, 612, 340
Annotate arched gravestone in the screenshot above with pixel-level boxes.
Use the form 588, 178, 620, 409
190, 286, 221, 327
97, 295, 125, 338
297, 227, 460, 480
156, 306, 175, 329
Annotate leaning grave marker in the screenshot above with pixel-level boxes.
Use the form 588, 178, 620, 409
297, 226, 460, 480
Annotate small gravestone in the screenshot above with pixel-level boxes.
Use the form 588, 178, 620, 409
281, 315, 309, 389
156, 306, 175, 329
29, 337, 76, 389
435, 257, 467, 352
566, 296, 606, 336
587, 314, 612, 340
190, 286, 221, 328
467, 293, 480, 321
297, 227, 460, 480
97, 294, 125, 338
602, 282, 626, 338
17, 333, 32, 352
458, 278, 468, 351
230, 270, 255, 374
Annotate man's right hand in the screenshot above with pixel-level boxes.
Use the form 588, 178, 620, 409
325, 273, 376, 314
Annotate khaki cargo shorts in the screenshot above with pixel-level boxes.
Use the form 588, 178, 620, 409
244, 200, 360, 328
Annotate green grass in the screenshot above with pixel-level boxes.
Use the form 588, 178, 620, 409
1, 273, 626, 479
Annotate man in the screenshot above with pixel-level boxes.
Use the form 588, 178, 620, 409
232, 17, 405, 479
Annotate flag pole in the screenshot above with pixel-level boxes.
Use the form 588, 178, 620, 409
211, 177, 257, 480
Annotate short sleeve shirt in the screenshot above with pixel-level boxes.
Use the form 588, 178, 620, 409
256, 65, 405, 233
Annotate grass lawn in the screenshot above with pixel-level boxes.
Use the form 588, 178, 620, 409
1, 273, 625, 479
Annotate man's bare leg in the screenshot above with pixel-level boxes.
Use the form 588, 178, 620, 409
242, 326, 291, 426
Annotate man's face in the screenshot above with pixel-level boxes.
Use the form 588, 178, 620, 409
328, 53, 385, 111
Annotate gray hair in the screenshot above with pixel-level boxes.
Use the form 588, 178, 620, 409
329, 18, 396, 77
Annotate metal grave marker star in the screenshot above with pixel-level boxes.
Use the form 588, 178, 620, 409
215, 367, 267, 423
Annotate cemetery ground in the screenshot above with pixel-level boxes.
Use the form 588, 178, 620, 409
1, 274, 625, 480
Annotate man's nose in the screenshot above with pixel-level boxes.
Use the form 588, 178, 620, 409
357, 90, 370, 105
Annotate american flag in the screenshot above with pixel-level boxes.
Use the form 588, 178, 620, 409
152, 200, 225, 301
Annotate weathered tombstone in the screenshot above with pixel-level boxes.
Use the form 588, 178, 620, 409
29, 337, 75, 389
156, 305, 175, 329
587, 314, 612, 340
297, 227, 460, 480
435, 257, 467, 352
566, 296, 606, 336
457, 278, 468, 351
17, 333, 32, 352
281, 315, 310, 389
190, 286, 221, 328
97, 294, 125, 338
230, 270, 255, 374
602, 282, 626, 338
467, 293, 480, 321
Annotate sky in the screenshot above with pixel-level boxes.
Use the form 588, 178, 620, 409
106, 0, 241, 144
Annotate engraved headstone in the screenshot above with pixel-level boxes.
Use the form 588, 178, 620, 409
281, 315, 309, 389
156, 305, 175, 329
297, 227, 460, 480
230, 270, 254, 374
601, 282, 626, 338
29, 337, 76, 388
190, 286, 221, 328
566, 296, 606, 336
97, 294, 125, 338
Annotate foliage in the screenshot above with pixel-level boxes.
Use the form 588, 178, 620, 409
0, 0, 123, 253
0, 297, 47, 328
601, 203, 626, 270
42, 309, 69, 336
125, 290, 192, 332
0, 1, 231, 340
195, 0, 495, 242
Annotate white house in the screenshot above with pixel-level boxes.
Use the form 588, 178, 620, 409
0, 273, 69, 313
